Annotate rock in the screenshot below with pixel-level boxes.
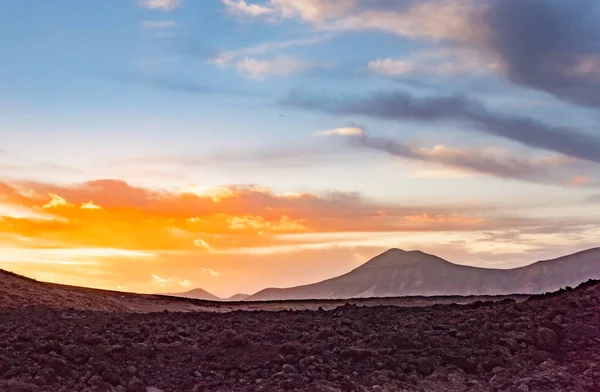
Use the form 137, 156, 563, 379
126, 377, 145, 392
489, 375, 512, 391
282, 364, 298, 374
442, 356, 476, 374
340, 347, 371, 360
418, 359, 436, 376
552, 314, 564, 325
47, 357, 73, 378
0, 380, 42, 392
101, 368, 122, 386
515, 322, 531, 332
1, 274, 599, 392
87, 375, 103, 386
534, 327, 559, 352
219, 329, 249, 348
280, 342, 300, 355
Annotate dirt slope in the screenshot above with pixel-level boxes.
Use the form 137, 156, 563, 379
0, 269, 216, 313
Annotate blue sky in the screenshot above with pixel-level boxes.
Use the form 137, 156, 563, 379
1, 0, 599, 294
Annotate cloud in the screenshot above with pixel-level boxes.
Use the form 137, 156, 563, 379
222, 0, 355, 21
478, 1, 600, 108
43, 193, 73, 209
0, 178, 530, 253
404, 213, 484, 225
138, 0, 181, 11
235, 55, 314, 78
230, 1, 600, 107
586, 194, 600, 204
570, 175, 590, 187
208, 35, 331, 79
368, 48, 498, 76
368, 59, 415, 75
200, 267, 220, 277
227, 215, 308, 232
223, 0, 476, 39
81, 201, 102, 210
178, 279, 195, 288
212, 35, 331, 67
222, 0, 273, 16
341, 131, 589, 186
283, 90, 600, 164
193, 239, 211, 250
151, 273, 198, 288
313, 127, 364, 137
140, 20, 177, 29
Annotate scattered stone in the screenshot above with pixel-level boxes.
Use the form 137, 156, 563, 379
101, 368, 122, 386
534, 327, 559, 352
0, 380, 42, 392
418, 359, 436, 376
0, 278, 599, 391
126, 376, 145, 392
282, 364, 298, 374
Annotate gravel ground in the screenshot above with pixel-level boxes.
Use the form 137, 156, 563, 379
0, 280, 599, 392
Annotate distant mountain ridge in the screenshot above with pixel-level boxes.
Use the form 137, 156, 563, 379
164, 289, 249, 302
246, 247, 600, 301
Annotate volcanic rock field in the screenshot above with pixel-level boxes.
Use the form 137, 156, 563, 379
1, 278, 599, 391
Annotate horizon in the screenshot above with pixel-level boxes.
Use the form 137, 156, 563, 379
2, 246, 599, 299
1, 0, 600, 298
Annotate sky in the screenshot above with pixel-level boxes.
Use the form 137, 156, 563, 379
1, 0, 600, 297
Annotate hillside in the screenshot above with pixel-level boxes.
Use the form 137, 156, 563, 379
0, 269, 224, 312
163, 289, 250, 302
247, 247, 600, 301
226, 293, 250, 301
164, 288, 221, 301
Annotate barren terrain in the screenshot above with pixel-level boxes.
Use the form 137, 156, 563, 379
1, 269, 600, 391
0, 269, 528, 313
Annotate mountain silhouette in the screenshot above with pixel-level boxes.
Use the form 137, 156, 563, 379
246, 247, 600, 301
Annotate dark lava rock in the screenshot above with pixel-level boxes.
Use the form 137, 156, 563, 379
534, 327, 559, 352
442, 355, 476, 373
417, 359, 436, 376
282, 364, 298, 374
102, 367, 122, 386
126, 376, 145, 392
219, 329, 249, 348
340, 347, 372, 360
1, 279, 599, 392
0, 380, 42, 392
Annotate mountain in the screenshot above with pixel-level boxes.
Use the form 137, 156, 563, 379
164, 288, 221, 301
246, 247, 600, 301
225, 293, 250, 301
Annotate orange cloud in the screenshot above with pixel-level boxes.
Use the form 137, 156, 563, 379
0, 178, 509, 254
81, 201, 102, 210
43, 193, 73, 209
404, 213, 485, 225
570, 175, 590, 186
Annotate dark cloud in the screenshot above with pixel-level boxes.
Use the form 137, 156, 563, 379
282, 90, 600, 164
346, 130, 589, 186
481, 0, 600, 108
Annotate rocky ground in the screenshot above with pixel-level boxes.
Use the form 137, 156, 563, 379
1, 280, 599, 391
